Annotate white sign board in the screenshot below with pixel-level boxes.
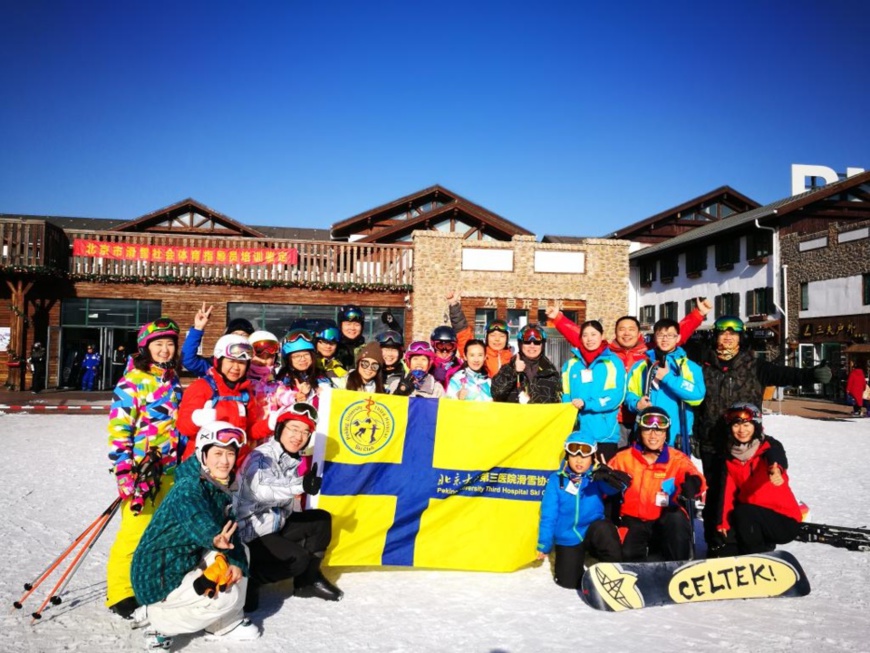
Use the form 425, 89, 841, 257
462, 249, 513, 271
534, 251, 586, 274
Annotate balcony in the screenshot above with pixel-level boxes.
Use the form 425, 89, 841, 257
0, 219, 414, 289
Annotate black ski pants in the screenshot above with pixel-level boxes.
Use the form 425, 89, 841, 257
553, 519, 622, 589
247, 509, 332, 585
701, 451, 726, 548
731, 504, 800, 554
621, 507, 691, 562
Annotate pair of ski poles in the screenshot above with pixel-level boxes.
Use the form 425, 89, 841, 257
12, 497, 121, 623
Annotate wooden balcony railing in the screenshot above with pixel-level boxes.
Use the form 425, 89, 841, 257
0, 219, 69, 270
63, 229, 413, 287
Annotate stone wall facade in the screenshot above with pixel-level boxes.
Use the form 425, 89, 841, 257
410, 231, 630, 340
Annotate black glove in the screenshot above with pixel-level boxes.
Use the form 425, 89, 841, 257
680, 474, 702, 500
592, 466, 632, 492
302, 462, 322, 495
381, 309, 398, 328
392, 373, 416, 397
813, 361, 832, 384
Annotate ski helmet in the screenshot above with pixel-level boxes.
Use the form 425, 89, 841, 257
281, 329, 315, 355
137, 317, 180, 350
272, 401, 318, 440
213, 334, 253, 365
517, 324, 547, 345
404, 340, 436, 366
376, 329, 404, 348
338, 305, 365, 325
430, 325, 458, 344
485, 319, 509, 336
195, 420, 246, 469
248, 330, 280, 357
724, 402, 763, 438
315, 326, 341, 345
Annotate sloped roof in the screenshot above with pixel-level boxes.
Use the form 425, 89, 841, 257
630, 170, 870, 260
331, 184, 532, 241
540, 235, 595, 243
252, 225, 332, 241
113, 198, 267, 238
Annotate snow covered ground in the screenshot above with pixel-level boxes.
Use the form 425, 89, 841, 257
1, 413, 867, 653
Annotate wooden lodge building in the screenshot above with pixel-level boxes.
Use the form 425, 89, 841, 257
1, 186, 629, 390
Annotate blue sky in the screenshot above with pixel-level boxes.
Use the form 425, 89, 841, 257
1, 1, 867, 237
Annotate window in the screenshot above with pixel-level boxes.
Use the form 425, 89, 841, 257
684, 298, 696, 318
714, 293, 740, 318
746, 230, 772, 261
800, 283, 809, 311
659, 302, 678, 321
685, 248, 707, 276
715, 238, 740, 269
506, 309, 529, 339
660, 256, 678, 282
474, 308, 497, 339
538, 308, 577, 327
640, 261, 656, 286
61, 299, 162, 327
864, 274, 870, 306
746, 287, 773, 316
640, 305, 656, 327
227, 303, 405, 342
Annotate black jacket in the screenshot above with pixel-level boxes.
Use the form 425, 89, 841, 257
491, 354, 562, 404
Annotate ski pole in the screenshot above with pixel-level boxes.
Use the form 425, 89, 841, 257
12, 497, 121, 611
41, 498, 122, 612
30, 500, 120, 623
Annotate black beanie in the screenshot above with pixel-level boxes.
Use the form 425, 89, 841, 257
225, 318, 255, 336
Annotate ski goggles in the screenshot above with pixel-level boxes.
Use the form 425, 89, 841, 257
208, 426, 247, 448
433, 341, 456, 353
224, 341, 253, 361
315, 327, 340, 344
359, 360, 380, 371
713, 316, 744, 333
565, 441, 597, 457
519, 327, 545, 344
252, 341, 280, 356
638, 412, 671, 430
288, 402, 318, 423
377, 330, 404, 347
137, 318, 180, 346
486, 320, 509, 335
340, 307, 364, 323
724, 407, 758, 425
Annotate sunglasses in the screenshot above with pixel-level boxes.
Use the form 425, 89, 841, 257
433, 342, 456, 352
359, 359, 380, 371
289, 402, 318, 422
714, 317, 744, 333
253, 342, 279, 356
565, 441, 597, 457
725, 408, 756, 425
521, 337, 544, 345
486, 321, 509, 335
638, 413, 671, 430
225, 342, 253, 361
212, 427, 247, 448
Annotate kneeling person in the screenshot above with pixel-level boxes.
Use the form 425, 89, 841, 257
131, 422, 257, 649
235, 402, 343, 611
536, 431, 629, 589
609, 406, 705, 562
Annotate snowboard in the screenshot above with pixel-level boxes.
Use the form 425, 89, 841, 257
579, 550, 810, 611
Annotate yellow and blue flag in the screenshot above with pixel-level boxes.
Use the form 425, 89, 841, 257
311, 389, 576, 572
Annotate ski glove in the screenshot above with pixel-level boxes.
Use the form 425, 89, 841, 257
302, 462, 322, 495
680, 474, 703, 500
813, 361, 832, 385
392, 373, 417, 397
193, 554, 232, 598
191, 406, 218, 427
592, 466, 632, 492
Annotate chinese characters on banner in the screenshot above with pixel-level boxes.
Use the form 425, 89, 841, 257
72, 239, 299, 266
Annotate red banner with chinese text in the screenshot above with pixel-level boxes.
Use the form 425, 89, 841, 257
72, 239, 298, 266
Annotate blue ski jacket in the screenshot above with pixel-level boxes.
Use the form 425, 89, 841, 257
560, 347, 626, 444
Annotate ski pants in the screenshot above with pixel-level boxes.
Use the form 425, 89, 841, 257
105, 477, 173, 607
81, 367, 98, 390
246, 509, 332, 584
731, 504, 801, 554
146, 550, 247, 637
700, 451, 726, 548
621, 507, 691, 562
553, 519, 622, 589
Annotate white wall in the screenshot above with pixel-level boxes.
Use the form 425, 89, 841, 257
800, 276, 870, 318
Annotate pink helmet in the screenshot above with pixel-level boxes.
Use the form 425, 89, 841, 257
404, 340, 436, 366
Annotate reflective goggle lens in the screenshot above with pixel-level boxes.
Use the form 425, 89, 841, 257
316, 327, 340, 343
341, 308, 363, 322
214, 428, 246, 447
285, 329, 314, 343
226, 342, 253, 360
253, 342, 279, 356
725, 408, 755, 424
153, 318, 180, 331
638, 413, 671, 430
565, 442, 597, 457
290, 402, 318, 422
433, 342, 456, 352
714, 317, 744, 333
487, 320, 509, 334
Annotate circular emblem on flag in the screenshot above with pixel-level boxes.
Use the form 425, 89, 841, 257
338, 397, 396, 456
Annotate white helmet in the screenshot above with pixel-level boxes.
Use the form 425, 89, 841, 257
248, 330, 279, 353
195, 420, 247, 466
213, 334, 253, 361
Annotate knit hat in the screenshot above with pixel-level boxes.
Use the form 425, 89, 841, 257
357, 342, 384, 367
225, 318, 255, 336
